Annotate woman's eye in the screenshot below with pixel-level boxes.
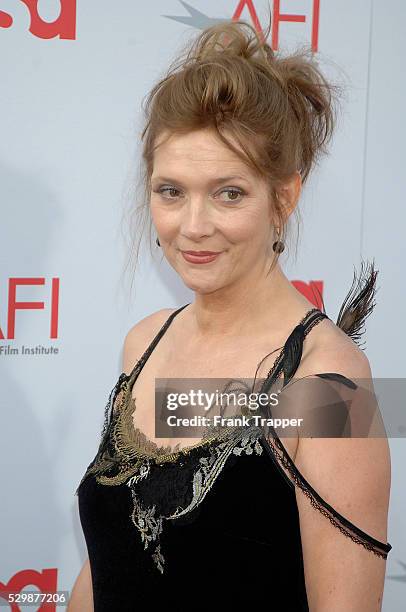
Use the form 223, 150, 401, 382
218, 188, 244, 203
156, 186, 181, 199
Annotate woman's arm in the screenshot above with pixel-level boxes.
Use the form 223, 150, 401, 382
295, 349, 391, 611
67, 557, 93, 612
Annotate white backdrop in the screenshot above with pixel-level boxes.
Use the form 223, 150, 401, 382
0, 1, 405, 610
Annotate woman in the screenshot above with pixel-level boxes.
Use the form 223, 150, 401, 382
70, 19, 391, 611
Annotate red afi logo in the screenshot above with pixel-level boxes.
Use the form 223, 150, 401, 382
0, 0, 76, 39
292, 279, 324, 310
0, 568, 58, 612
0, 278, 60, 339
0, 0, 321, 48
232, 0, 320, 50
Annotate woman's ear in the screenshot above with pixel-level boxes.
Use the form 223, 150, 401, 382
277, 170, 302, 221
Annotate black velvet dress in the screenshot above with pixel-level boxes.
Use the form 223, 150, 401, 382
75, 262, 392, 611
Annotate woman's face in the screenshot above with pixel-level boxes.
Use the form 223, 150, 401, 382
150, 128, 278, 294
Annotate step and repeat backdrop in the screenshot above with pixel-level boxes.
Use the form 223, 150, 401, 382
1, 1, 405, 610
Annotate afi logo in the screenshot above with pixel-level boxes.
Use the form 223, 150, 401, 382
0, 568, 58, 612
292, 279, 324, 310
0, 278, 60, 339
0, 0, 76, 39
165, 0, 321, 51
233, 0, 320, 50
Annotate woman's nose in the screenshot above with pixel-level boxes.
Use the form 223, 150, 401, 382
180, 199, 214, 238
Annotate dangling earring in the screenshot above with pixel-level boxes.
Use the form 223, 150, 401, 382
156, 237, 161, 247
272, 229, 285, 253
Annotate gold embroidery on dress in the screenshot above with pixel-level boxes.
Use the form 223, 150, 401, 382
112, 385, 220, 462
91, 371, 233, 487
78, 364, 266, 574
126, 423, 264, 574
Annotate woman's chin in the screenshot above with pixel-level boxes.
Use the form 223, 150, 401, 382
181, 276, 222, 294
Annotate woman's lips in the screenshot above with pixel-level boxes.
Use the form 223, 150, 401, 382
181, 250, 221, 264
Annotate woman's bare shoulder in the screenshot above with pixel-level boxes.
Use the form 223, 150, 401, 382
299, 315, 372, 380
122, 308, 178, 374
292, 319, 391, 572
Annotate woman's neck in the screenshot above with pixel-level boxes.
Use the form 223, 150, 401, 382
188, 262, 315, 341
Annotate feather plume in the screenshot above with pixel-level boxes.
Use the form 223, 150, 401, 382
335, 259, 379, 349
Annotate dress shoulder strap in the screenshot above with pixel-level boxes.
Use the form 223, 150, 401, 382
122, 304, 190, 384
301, 307, 329, 334
136, 304, 190, 372
263, 307, 330, 389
